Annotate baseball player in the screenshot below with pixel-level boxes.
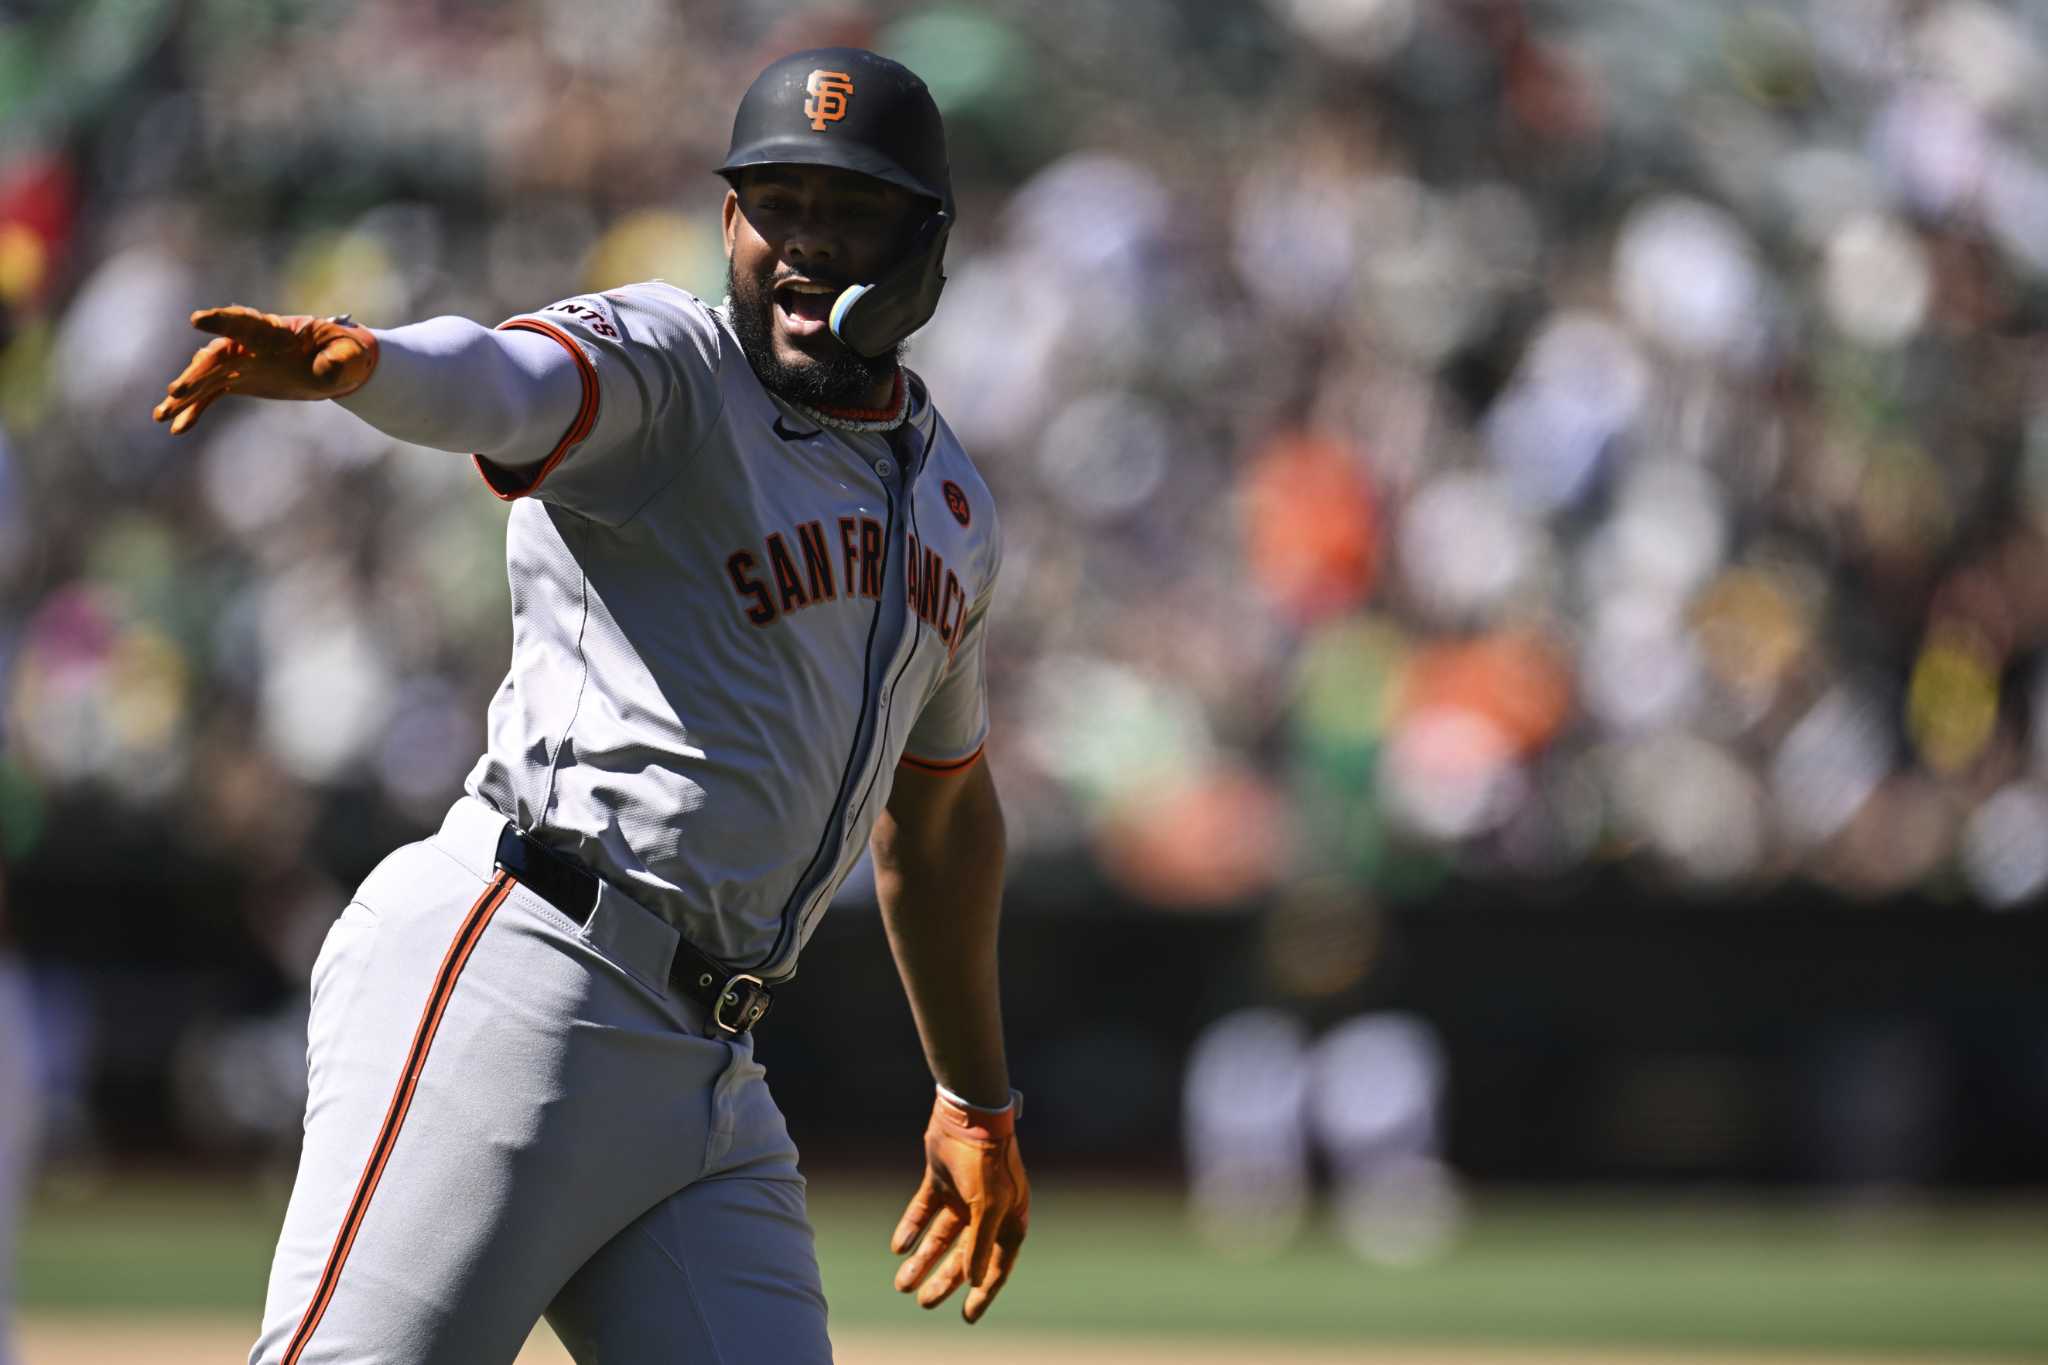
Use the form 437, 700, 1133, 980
152, 48, 1026, 1364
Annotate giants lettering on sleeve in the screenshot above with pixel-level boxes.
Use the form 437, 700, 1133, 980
543, 300, 620, 339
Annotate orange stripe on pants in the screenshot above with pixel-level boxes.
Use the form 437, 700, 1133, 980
281, 871, 514, 1365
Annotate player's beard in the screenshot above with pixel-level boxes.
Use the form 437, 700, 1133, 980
727, 259, 903, 409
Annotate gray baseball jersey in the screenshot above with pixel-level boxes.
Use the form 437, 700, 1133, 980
461, 282, 1001, 978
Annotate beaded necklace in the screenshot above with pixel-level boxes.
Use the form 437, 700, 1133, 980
787, 370, 908, 433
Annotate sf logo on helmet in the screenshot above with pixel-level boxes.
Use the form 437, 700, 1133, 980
805, 70, 855, 131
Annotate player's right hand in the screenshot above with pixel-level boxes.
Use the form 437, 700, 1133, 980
152, 306, 379, 435
891, 1088, 1029, 1324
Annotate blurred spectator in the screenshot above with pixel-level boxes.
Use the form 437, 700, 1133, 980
1182, 1006, 1461, 1263
1183, 1008, 1313, 1258
1309, 1013, 1462, 1265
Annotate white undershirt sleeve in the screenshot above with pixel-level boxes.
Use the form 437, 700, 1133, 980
335, 316, 583, 466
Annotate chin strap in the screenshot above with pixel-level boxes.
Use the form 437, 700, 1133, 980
829, 209, 952, 359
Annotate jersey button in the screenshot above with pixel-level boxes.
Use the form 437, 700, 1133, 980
876, 458, 895, 478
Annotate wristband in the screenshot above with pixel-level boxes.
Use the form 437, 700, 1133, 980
936, 1081, 1023, 1120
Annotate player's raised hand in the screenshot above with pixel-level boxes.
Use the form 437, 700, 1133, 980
152, 306, 379, 435
891, 1089, 1028, 1323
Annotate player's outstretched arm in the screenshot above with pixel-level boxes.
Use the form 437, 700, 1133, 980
153, 307, 582, 462
871, 759, 1027, 1324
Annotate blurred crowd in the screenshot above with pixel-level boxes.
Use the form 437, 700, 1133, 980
4, 0, 2048, 983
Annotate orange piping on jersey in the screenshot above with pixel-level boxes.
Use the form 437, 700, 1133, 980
280, 872, 514, 1365
470, 317, 601, 501
900, 742, 984, 776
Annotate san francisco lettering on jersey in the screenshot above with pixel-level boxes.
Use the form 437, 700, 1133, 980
727, 517, 968, 653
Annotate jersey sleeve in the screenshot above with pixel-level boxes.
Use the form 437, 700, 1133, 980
473, 282, 726, 526
902, 522, 1001, 775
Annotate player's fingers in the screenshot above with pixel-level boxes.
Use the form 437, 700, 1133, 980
893, 1204, 964, 1292
962, 1197, 1000, 1289
192, 305, 292, 349
167, 385, 231, 435
178, 361, 240, 408
890, 1173, 939, 1254
167, 396, 205, 435
155, 363, 238, 428
164, 337, 239, 400
914, 1251, 967, 1310
961, 1233, 1022, 1324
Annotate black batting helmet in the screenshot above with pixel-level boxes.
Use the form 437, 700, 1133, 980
717, 47, 952, 211
717, 47, 955, 358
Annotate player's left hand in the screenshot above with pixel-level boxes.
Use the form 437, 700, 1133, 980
891, 1088, 1029, 1323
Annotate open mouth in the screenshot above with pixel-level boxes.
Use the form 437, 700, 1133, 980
774, 279, 839, 339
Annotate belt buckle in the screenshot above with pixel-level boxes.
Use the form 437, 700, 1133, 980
713, 973, 771, 1035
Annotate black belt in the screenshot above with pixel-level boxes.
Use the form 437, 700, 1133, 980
493, 824, 773, 1035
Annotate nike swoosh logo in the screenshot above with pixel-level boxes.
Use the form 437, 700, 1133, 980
773, 416, 819, 441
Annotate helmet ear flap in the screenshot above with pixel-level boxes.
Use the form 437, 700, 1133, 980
829, 209, 951, 358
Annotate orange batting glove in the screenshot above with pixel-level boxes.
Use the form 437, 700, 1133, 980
891, 1087, 1029, 1323
152, 305, 379, 435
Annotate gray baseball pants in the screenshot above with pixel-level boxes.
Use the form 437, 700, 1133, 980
249, 796, 832, 1364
